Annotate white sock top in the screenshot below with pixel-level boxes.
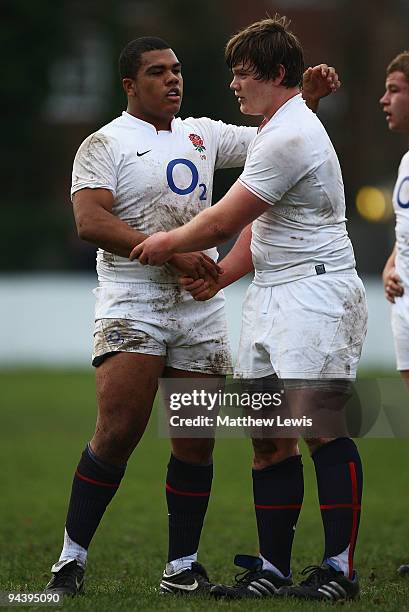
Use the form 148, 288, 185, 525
58, 528, 87, 569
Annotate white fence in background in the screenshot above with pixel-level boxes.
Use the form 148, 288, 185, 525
0, 274, 395, 369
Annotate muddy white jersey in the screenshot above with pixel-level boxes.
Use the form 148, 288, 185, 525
239, 94, 356, 286
71, 112, 256, 283
393, 151, 409, 290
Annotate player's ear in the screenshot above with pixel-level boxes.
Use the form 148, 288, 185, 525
273, 64, 286, 86
122, 78, 137, 97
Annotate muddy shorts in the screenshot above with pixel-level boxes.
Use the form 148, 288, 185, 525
391, 293, 409, 370
92, 282, 232, 375
234, 270, 368, 380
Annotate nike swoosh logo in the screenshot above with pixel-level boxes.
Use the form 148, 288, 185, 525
75, 577, 83, 590
137, 150, 152, 157
161, 579, 198, 591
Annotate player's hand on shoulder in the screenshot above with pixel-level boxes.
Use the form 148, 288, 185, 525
179, 273, 222, 301
382, 265, 404, 303
303, 64, 341, 102
169, 252, 221, 281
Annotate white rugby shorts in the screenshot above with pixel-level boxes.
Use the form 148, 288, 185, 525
235, 270, 367, 380
92, 282, 232, 375
391, 294, 409, 370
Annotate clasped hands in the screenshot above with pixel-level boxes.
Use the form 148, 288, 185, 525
130, 233, 222, 301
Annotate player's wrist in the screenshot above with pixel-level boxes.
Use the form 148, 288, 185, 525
168, 251, 184, 266
216, 269, 235, 291
302, 94, 319, 112
166, 230, 181, 257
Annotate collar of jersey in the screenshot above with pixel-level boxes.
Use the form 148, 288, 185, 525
260, 93, 303, 131
121, 111, 176, 134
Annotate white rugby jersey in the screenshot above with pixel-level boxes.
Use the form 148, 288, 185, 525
239, 94, 356, 286
393, 151, 409, 290
71, 112, 256, 283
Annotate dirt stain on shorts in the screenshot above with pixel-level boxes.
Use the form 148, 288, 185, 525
92, 319, 162, 366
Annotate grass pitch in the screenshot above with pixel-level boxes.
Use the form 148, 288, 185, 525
1, 369, 408, 611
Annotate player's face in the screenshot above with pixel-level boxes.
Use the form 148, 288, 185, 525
230, 64, 276, 118
124, 49, 183, 130
380, 71, 409, 133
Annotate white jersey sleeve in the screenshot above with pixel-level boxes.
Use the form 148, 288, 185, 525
214, 121, 256, 170
239, 127, 310, 205
185, 117, 256, 170
71, 132, 119, 199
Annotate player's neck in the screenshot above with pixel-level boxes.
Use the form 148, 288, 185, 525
263, 88, 300, 123
125, 106, 174, 132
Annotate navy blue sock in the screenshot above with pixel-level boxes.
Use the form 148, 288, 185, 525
312, 438, 363, 577
166, 454, 212, 562
65, 445, 125, 549
253, 455, 304, 576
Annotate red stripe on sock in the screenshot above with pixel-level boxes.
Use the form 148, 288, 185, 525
348, 461, 359, 579
75, 470, 119, 488
166, 483, 210, 497
320, 503, 361, 510
255, 504, 302, 510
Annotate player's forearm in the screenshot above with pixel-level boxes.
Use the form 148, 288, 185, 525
77, 208, 198, 271
387, 244, 397, 267
130, 182, 265, 266
169, 206, 236, 254
76, 208, 148, 258
303, 94, 319, 113
217, 224, 254, 288
301, 78, 319, 112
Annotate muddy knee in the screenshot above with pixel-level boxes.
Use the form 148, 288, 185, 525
171, 438, 215, 464
91, 418, 145, 464
252, 437, 299, 469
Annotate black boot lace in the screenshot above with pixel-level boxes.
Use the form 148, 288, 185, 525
299, 565, 333, 588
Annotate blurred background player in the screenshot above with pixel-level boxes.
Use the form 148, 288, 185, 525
132, 16, 367, 602
380, 51, 409, 577
43, 35, 337, 596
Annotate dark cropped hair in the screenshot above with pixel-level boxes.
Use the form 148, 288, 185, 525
225, 16, 304, 88
119, 36, 170, 79
386, 51, 409, 85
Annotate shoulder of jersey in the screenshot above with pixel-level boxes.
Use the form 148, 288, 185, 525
271, 99, 323, 135
180, 116, 214, 130
400, 150, 409, 170
177, 117, 215, 151
94, 116, 136, 145
88, 117, 125, 138
106, 114, 134, 130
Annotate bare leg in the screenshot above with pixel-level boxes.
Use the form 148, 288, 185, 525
167, 368, 219, 464
400, 369, 409, 391
48, 351, 166, 588
91, 352, 166, 465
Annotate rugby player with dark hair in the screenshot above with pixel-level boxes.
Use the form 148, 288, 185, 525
43, 33, 339, 597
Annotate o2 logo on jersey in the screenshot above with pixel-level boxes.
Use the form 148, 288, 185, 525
166, 158, 207, 201
397, 177, 409, 209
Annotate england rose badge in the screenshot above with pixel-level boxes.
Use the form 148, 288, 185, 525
189, 133, 206, 153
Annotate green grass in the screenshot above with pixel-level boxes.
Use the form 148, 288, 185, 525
0, 369, 408, 611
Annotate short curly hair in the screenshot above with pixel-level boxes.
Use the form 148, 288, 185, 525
119, 37, 170, 80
